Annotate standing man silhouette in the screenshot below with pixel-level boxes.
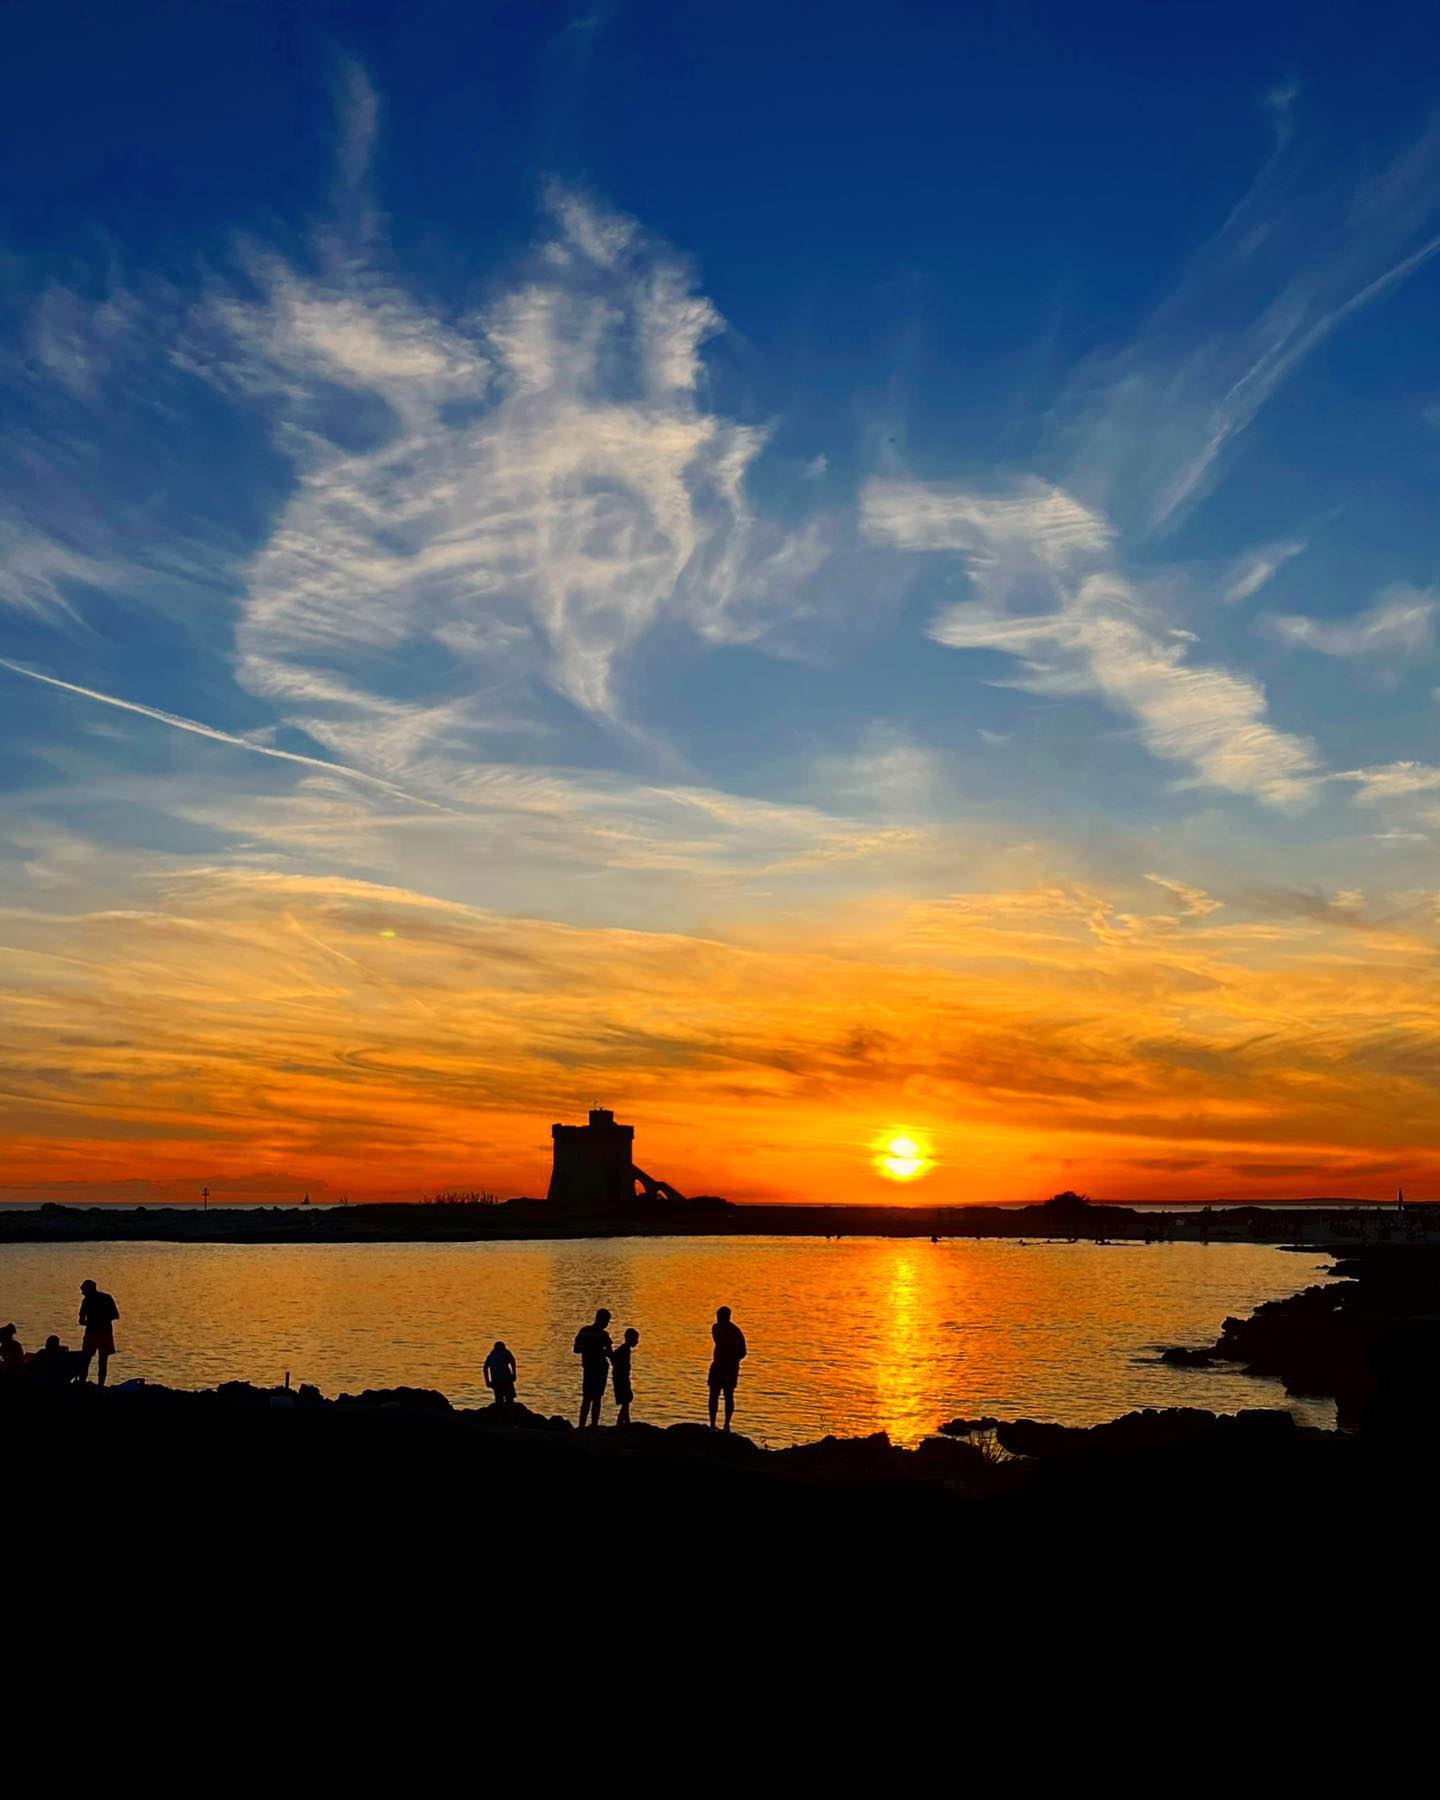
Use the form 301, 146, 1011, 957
78, 1279, 119, 1387
573, 1307, 613, 1428
707, 1305, 747, 1432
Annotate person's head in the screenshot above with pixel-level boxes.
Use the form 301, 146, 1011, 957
595, 1307, 611, 1325
80, 1279, 96, 1295
624, 1328, 639, 1347
45, 1335, 60, 1351
492, 1340, 507, 1353
716, 1305, 732, 1323
0, 1323, 14, 1342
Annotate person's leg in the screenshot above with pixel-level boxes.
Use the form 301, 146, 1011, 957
724, 1386, 735, 1430
708, 1385, 718, 1428
96, 1348, 109, 1387
79, 1348, 94, 1385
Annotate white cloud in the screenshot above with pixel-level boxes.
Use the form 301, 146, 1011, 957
1055, 121, 1440, 537
24, 283, 144, 397
1334, 761, 1440, 805
865, 478, 1112, 567
866, 477, 1320, 807
1222, 539, 1305, 604
809, 725, 944, 819
1260, 585, 1435, 661
184, 175, 837, 754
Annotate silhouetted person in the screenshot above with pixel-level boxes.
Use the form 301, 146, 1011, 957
612, 1327, 640, 1427
32, 1335, 75, 1388
574, 1307, 613, 1428
0, 1323, 23, 1377
484, 1340, 517, 1408
78, 1280, 119, 1387
707, 1306, 747, 1431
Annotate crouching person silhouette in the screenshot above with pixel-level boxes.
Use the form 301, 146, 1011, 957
484, 1340, 517, 1408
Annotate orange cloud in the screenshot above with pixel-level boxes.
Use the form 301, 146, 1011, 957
2, 866, 1439, 1203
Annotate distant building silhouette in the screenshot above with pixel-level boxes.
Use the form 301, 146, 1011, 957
547, 1108, 685, 1208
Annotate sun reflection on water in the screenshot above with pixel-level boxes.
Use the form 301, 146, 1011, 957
875, 1252, 932, 1446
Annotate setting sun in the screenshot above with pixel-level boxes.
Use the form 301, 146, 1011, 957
876, 1133, 931, 1183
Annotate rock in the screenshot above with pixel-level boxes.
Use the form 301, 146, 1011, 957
663, 1422, 760, 1456
938, 1415, 1000, 1437
469, 1402, 570, 1433
334, 1386, 451, 1413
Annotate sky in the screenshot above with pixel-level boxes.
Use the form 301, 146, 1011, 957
4, 0, 1440, 1205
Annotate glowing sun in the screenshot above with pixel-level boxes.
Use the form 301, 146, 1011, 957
875, 1132, 931, 1182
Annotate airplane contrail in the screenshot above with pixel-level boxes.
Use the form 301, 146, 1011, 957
0, 658, 446, 809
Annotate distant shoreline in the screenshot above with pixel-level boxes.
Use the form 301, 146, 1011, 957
1, 1194, 1431, 1248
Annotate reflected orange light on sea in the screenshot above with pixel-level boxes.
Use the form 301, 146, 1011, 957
874, 1251, 932, 1446
0, 1236, 1335, 1445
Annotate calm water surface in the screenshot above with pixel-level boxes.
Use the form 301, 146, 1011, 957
0, 1237, 1334, 1444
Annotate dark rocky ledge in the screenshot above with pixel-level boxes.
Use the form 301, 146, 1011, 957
7, 1245, 1438, 1610
1153, 1243, 1440, 1431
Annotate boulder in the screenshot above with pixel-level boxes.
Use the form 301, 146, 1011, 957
335, 1386, 451, 1414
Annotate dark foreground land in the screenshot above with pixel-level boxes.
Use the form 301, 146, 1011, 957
15, 1269, 1426, 1765
10, 1246, 1439, 1583
5, 1192, 1436, 1245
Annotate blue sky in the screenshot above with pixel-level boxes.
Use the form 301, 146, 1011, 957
4, 1, 1440, 1202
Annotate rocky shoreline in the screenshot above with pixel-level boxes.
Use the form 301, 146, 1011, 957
8, 1244, 1437, 1560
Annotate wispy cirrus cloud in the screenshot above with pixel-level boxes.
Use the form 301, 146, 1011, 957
1332, 760, 1440, 805
181, 82, 842, 758
862, 114, 1440, 810
1259, 584, 1436, 662
1221, 539, 1306, 605
865, 477, 1321, 806
1056, 114, 1440, 538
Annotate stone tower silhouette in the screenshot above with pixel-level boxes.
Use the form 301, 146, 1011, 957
548, 1108, 638, 1207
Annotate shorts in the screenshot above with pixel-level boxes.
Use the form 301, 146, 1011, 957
82, 1327, 115, 1357
707, 1362, 739, 1394
582, 1367, 608, 1401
